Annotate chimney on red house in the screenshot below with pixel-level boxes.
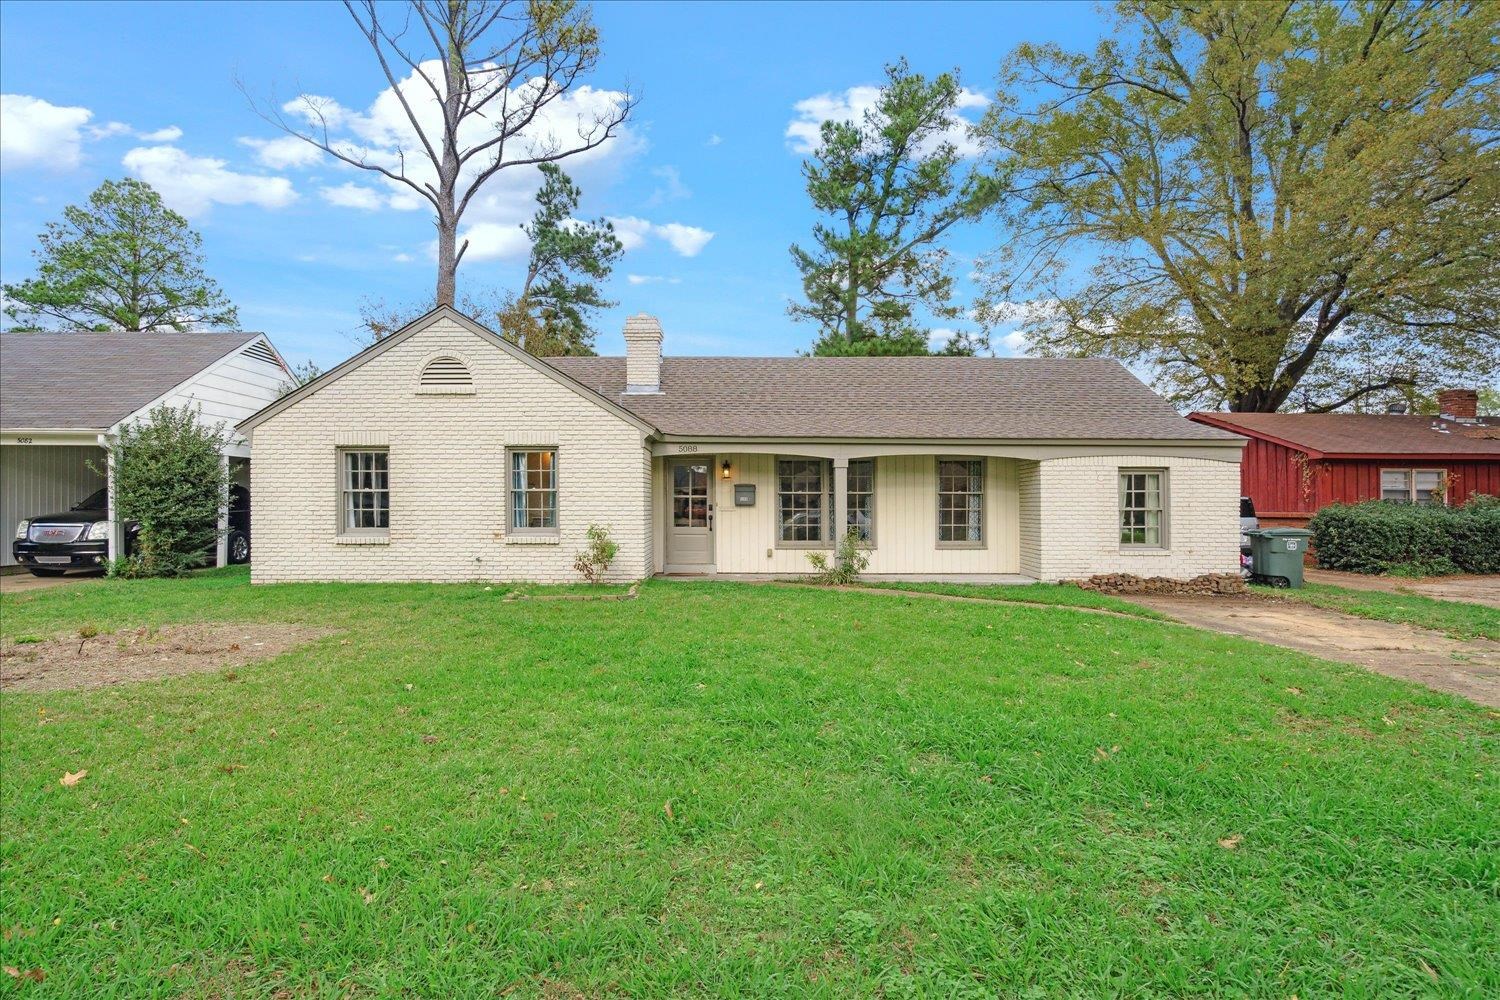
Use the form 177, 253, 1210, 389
1436, 388, 1479, 421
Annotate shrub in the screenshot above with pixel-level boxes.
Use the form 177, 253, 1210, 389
1309, 497, 1500, 575
99, 404, 230, 578
573, 524, 619, 584
806, 528, 871, 585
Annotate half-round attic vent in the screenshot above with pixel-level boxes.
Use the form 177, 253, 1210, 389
418, 356, 474, 394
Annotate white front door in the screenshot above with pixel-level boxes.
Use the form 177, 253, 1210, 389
665, 458, 714, 570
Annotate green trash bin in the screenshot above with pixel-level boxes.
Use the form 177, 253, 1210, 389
1245, 527, 1313, 588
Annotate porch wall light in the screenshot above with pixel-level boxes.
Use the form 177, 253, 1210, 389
721, 459, 732, 480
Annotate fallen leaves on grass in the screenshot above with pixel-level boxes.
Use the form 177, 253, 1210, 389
3, 966, 44, 984
1417, 957, 1439, 982
421, 734, 439, 744
359, 887, 375, 905
59, 770, 87, 787
663, 800, 675, 821
1218, 834, 1243, 850
1284, 687, 1303, 695
1093, 745, 1120, 762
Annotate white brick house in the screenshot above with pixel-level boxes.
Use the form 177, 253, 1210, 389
239, 306, 1245, 584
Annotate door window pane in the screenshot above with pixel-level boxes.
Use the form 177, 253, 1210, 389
672, 462, 710, 527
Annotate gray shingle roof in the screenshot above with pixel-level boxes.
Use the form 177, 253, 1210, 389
0, 332, 260, 430
547, 356, 1237, 440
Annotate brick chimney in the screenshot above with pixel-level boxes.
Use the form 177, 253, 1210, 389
623, 313, 663, 394
1436, 388, 1478, 421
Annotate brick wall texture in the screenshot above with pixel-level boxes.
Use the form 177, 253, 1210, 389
250, 317, 652, 584
1019, 455, 1241, 582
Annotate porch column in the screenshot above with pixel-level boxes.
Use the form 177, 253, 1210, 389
832, 458, 848, 546
215, 452, 230, 567
102, 435, 121, 564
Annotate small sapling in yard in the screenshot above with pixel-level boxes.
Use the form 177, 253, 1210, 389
573, 524, 619, 584
807, 528, 870, 585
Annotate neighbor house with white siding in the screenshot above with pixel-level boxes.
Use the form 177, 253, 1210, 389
0, 331, 292, 569
238, 306, 1246, 585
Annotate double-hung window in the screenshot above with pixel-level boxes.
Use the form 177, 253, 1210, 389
1381, 468, 1445, 504
510, 449, 558, 533
778, 458, 828, 545
340, 450, 389, 535
937, 458, 984, 546
847, 459, 875, 544
1119, 469, 1166, 547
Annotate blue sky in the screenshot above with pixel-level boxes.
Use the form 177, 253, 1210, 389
0, 0, 1106, 369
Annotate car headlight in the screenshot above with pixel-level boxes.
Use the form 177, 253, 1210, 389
86, 521, 110, 541
14, 519, 29, 540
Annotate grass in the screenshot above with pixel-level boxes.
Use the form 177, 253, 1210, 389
853, 579, 1171, 620
2, 569, 1497, 997
1253, 582, 1500, 641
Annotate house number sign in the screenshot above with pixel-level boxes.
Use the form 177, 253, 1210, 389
676, 444, 699, 453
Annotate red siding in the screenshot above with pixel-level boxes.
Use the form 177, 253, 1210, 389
1238, 437, 1318, 515
1236, 437, 1500, 517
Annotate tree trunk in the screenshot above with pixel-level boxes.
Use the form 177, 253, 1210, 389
435, 210, 457, 307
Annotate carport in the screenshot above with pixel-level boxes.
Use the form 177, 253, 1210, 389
0, 332, 291, 571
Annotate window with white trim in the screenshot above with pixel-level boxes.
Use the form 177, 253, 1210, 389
509, 449, 558, 532
937, 458, 984, 545
1119, 469, 1166, 547
778, 458, 828, 545
340, 450, 389, 534
847, 459, 875, 544
1380, 468, 1445, 504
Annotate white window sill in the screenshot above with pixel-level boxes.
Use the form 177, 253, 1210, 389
505, 534, 560, 545
1120, 547, 1171, 555
335, 535, 390, 545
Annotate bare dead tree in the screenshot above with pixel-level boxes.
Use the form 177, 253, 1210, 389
248, 0, 633, 306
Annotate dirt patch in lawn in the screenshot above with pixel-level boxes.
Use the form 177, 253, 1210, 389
1121, 594, 1500, 708
1304, 568, 1500, 610
0, 623, 335, 693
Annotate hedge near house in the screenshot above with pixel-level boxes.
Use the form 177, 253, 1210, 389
1310, 497, 1500, 576
101, 404, 231, 577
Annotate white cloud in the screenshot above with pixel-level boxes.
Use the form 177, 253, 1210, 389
238, 134, 325, 169
393, 252, 413, 263
1000, 330, 1030, 353
626, 274, 681, 286
646, 165, 690, 205
122, 145, 298, 216
87, 121, 133, 140
0, 94, 93, 170
453, 221, 531, 263
985, 299, 1060, 356
137, 125, 183, 142
655, 222, 714, 257
786, 83, 988, 157
0, 96, 190, 171
706, 133, 723, 147
256, 62, 641, 268
320, 182, 385, 211
607, 217, 714, 257
928, 327, 958, 348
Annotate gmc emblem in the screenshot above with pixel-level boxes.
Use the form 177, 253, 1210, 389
43, 529, 67, 539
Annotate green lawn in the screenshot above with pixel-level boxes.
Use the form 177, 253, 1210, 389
854, 579, 1171, 620
1252, 582, 1500, 641
2, 570, 1496, 997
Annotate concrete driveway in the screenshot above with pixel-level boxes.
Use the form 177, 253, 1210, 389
1124, 593, 1500, 708
0, 570, 104, 595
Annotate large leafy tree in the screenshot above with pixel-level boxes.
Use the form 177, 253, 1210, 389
789, 60, 1003, 356
3, 178, 239, 332
496, 162, 622, 355
254, 0, 632, 308
977, 0, 1499, 411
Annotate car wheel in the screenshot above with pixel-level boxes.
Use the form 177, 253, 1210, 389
228, 530, 250, 565
28, 567, 66, 577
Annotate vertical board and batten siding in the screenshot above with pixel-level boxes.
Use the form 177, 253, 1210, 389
0, 445, 105, 566
1237, 435, 1500, 518
1315, 458, 1500, 509
1025, 454, 1241, 582
1017, 461, 1042, 580
143, 341, 290, 443
705, 453, 1020, 575
249, 317, 652, 584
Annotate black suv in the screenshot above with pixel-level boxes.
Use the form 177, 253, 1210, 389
11, 485, 250, 577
